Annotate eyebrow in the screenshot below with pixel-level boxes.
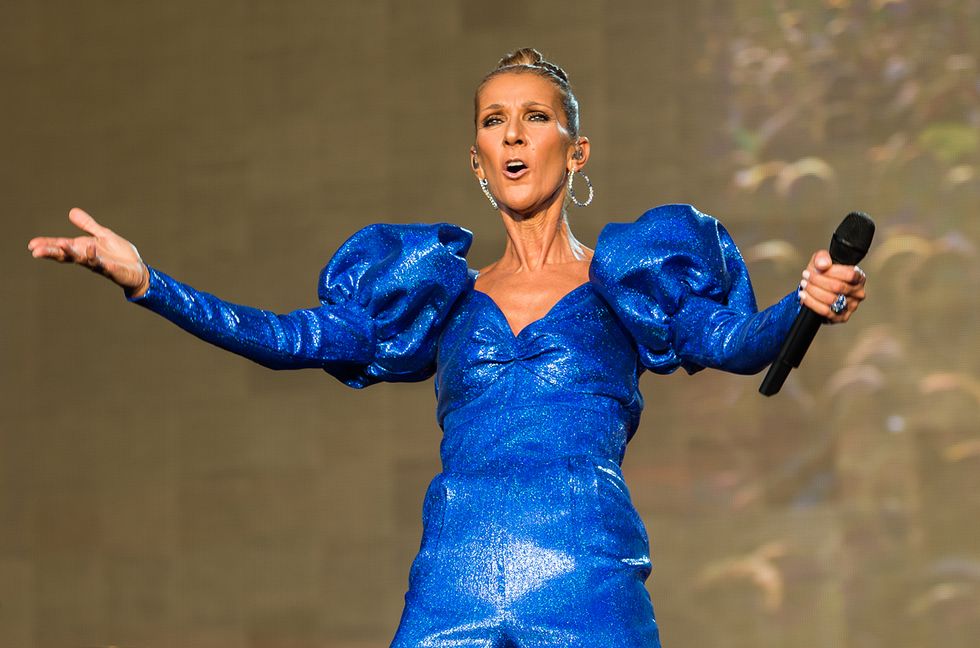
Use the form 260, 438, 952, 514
480, 101, 553, 113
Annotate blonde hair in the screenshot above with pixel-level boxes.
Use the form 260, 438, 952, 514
475, 47, 580, 138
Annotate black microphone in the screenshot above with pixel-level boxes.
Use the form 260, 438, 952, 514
759, 212, 875, 396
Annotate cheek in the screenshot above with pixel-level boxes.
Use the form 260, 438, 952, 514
473, 130, 491, 151
536, 142, 569, 175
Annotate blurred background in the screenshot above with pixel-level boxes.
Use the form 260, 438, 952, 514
1, 1, 977, 646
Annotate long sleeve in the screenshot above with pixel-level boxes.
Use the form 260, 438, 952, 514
128, 222, 474, 388
590, 203, 800, 375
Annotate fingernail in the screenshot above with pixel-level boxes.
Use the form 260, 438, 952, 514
802, 270, 810, 280
799, 279, 808, 290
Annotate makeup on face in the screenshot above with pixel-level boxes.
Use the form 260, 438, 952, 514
473, 73, 576, 214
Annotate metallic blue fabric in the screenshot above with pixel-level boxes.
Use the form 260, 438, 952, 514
130, 222, 474, 388
130, 204, 800, 647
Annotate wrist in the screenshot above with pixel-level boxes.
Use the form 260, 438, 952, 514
125, 263, 151, 299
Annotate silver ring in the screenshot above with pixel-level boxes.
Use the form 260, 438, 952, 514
831, 293, 847, 315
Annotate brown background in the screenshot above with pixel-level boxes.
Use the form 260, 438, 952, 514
2, 1, 978, 647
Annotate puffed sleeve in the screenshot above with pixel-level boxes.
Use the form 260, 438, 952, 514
128, 222, 473, 388
590, 204, 801, 375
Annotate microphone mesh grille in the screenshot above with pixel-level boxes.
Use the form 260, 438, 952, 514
837, 212, 875, 252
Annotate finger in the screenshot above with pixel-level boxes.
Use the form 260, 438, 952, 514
68, 208, 108, 237
31, 244, 68, 261
813, 250, 832, 271
806, 270, 854, 296
65, 238, 103, 266
818, 264, 866, 285
82, 241, 101, 268
31, 238, 76, 261
28, 235, 78, 252
853, 266, 868, 286
804, 280, 840, 306
799, 290, 835, 319
28, 236, 60, 252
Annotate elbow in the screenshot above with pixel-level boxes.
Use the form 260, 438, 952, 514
696, 347, 773, 375
715, 331, 782, 375
672, 301, 787, 376
679, 324, 779, 375
726, 357, 773, 376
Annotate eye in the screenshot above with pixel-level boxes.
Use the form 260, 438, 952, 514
528, 112, 549, 122
481, 115, 503, 127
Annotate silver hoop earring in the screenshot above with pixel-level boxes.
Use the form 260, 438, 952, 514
479, 178, 498, 211
567, 169, 594, 207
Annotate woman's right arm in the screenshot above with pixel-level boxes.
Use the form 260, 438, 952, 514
127, 266, 372, 371
28, 208, 372, 372
29, 209, 475, 387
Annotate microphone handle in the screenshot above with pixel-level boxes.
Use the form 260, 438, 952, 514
759, 237, 858, 396
758, 309, 823, 395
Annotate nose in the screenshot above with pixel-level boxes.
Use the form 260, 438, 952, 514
504, 118, 525, 146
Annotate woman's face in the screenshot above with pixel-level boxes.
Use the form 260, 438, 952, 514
472, 72, 587, 215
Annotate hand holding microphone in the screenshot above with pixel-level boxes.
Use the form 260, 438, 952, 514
760, 212, 874, 396
798, 249, 867, 324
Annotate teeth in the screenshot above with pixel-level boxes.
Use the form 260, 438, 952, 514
507, 161, 526, 171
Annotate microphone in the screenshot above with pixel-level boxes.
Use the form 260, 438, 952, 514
759, 212, 875, 396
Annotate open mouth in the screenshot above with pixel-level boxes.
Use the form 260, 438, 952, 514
504, 160, 529, 178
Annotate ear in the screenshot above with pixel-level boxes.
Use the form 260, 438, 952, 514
470, 147, 483, 180
568, 137, 591, 171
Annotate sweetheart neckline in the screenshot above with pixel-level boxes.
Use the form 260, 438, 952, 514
470, 281, 595, 339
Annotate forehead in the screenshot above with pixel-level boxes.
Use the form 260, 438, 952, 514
476, 72, 563, 111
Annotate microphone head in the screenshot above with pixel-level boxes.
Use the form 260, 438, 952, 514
837, 212, 875, 251
830, 211, 875, 264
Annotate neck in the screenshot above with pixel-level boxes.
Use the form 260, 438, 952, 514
496, 193, 588, 272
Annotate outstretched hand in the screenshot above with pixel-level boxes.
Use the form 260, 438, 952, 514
28, 208, 150, 298
798, 249, 867, 324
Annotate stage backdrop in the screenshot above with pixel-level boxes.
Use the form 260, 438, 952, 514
1, 1, 977, 646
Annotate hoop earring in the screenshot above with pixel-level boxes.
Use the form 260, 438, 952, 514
567, 169, 594, 207
479, 177, 498, 211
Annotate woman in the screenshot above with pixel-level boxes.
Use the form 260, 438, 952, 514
28, 48, 866, 647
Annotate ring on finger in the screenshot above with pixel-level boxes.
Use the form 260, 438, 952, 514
831, 293, 847, 315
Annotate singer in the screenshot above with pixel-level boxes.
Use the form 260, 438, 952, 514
28, 48, 866, 647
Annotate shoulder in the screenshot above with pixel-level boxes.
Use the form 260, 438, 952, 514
336, 221, 473, 258
590, 203, 744, 311
588, 204, 759, 374
318, 221, 474, 308
596, 203, 726, 252
315, 222, 477, 386
594, 203, 731, 270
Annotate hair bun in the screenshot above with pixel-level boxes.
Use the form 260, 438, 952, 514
496, 47, 570, 84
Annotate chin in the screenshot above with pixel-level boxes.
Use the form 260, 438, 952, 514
499, 191, 556, 215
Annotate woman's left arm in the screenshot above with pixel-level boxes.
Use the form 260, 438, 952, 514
671, 249, 867, 375
591, 204, 869, 377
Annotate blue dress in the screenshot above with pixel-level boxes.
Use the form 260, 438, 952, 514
129, 204, 800, 647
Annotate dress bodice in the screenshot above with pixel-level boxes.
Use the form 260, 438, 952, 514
431, 203, 800, 473
435, 280, 643, 472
